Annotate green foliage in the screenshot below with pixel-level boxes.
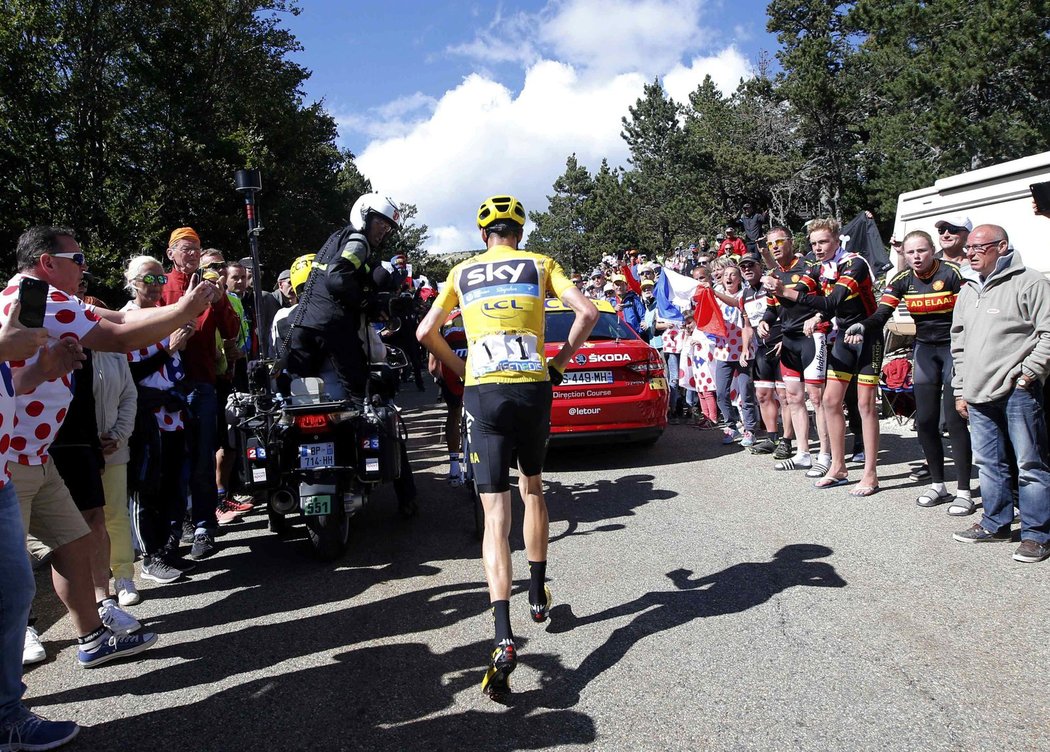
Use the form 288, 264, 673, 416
846, 0, 1050, 221
525, 154, 593, 272
529, 1, 1049, 255
388, 201, 429, 264
0, 0, 362, 294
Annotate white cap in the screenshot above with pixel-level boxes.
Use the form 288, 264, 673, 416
603, 282, 617, 293
934, 215, 972, 232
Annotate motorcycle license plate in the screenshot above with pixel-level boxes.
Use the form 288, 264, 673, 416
299, 442, 335, 469
302, 495, 332, 516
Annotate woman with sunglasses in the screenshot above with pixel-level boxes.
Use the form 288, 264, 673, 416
122, 256, 197, 584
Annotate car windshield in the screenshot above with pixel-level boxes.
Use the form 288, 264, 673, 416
545, 310, 639, 342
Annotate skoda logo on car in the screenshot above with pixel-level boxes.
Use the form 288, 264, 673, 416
545, 298, 667, 447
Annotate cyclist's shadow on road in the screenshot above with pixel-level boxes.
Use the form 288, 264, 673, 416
84, 639, 596, 751
520, 543, 846, 708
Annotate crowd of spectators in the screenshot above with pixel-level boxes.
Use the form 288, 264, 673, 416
0, 224, 312, 747
571, 206, 1050, 568
3, 200, 1049, 747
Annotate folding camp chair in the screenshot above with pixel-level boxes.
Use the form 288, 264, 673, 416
880, 348, 916, 425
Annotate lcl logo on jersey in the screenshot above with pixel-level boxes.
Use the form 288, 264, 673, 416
460, 259, 540, 303
482, 299, 532, 320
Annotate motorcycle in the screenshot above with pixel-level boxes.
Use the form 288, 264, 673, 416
229, 344, 417, 561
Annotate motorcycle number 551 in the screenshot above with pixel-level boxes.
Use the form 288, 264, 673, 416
470, 333, 542, 378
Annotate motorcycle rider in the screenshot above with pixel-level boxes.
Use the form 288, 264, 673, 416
285, 193, 402, 400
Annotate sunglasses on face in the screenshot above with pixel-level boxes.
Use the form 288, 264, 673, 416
202, 261, 226, 271
767, 238, 789, 248
51, 251, 86, 266
137, 273, 168, 285
939, 225, 964, 235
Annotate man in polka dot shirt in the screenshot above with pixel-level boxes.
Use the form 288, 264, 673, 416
1, 226, 218, 667
0, 289, 83, 746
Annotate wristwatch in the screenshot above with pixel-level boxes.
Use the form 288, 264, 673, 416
1017, 374, 1033, 390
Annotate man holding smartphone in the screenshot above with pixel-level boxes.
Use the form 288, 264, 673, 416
0, 299, 80, 749
160, 228, 241, 560
1, 225, 218, 669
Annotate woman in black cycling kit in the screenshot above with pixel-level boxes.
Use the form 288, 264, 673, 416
846, 230, 974, 514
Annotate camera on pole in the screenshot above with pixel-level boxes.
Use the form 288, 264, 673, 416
234, 169, 272, 397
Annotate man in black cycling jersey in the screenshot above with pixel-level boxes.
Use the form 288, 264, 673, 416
416, 195, 597, 699
759, 227, 830, 473
847, 230, 972, 513
765, 217, 881, 495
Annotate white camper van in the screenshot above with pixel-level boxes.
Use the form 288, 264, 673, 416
888, 150, 1050, 327
892, 150, 1050, 275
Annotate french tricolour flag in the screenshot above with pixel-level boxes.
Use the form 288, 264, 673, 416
655, 267, 699, 322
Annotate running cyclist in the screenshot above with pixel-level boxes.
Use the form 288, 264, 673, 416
845, 230, 972, 512
416, 195, 597, 699
759, 227, 830, 473
765, 218, 881, 495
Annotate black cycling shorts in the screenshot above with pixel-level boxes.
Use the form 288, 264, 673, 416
752, 342, 783, 390
828, 331, 884, 387
780, 332, 827, 385
463, 382, 552, 494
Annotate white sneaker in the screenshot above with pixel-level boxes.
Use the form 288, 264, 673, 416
115, 578, 141, 607
98, 600, 141, 636
23, 626, 46, 666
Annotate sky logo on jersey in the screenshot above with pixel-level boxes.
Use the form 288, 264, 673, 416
459, 259, 540, 304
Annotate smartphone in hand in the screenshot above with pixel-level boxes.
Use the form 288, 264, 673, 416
1031, 182, 1050, 215
17, 277, 49, 329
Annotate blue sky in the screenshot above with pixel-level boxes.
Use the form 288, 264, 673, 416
282, 0, 780, 251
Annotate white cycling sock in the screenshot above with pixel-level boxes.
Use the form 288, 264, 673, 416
954, 488, 971, 500
930, 482, 946, 495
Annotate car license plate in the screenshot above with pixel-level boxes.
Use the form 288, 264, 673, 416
562, 370, 614, 385
299, 442, 335, 469
302, 495, 332, 516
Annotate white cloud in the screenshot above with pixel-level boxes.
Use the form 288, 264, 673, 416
352, 1, 753, 253
539, 0, 707, 77
662, 46, 751, 103
333, 92, 437, 140
358, 62, 647, 252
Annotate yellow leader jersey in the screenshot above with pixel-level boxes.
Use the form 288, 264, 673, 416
434, 245, 574, 386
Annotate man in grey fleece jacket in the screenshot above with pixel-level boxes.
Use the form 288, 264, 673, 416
950, 224, 1050, 563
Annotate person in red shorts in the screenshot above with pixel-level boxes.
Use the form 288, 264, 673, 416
428, 307, 467, 484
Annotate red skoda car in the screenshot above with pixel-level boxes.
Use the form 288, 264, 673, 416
544, 299, 667, 445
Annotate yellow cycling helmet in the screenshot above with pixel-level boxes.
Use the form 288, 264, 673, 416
289, 253, 315, 292
477, 195, 526, 229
